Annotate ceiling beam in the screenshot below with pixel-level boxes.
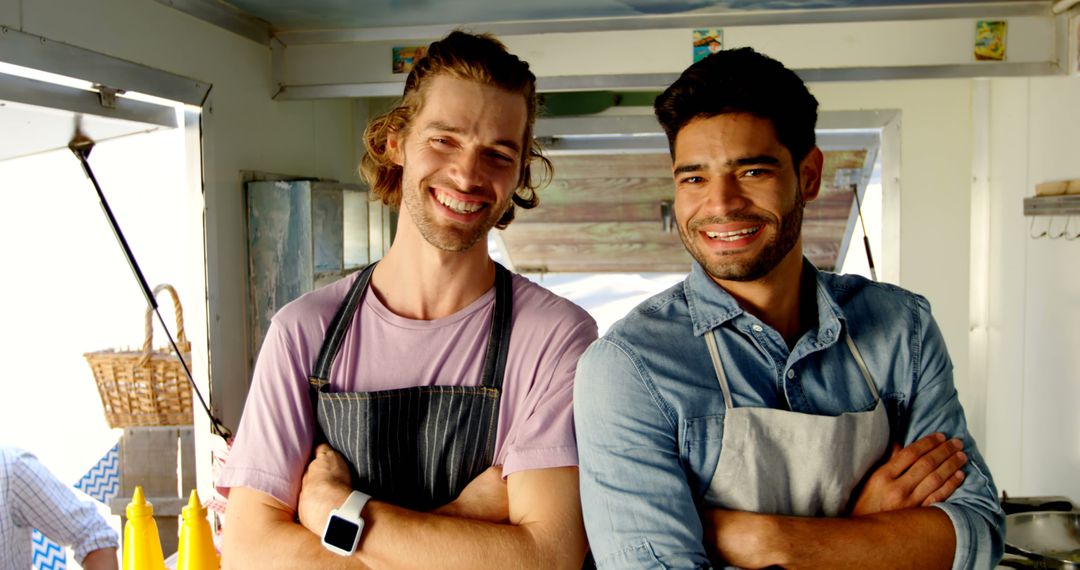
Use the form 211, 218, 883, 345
275, 2, 1050, 44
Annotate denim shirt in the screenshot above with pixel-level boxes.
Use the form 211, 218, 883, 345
574, 261, 1004, 569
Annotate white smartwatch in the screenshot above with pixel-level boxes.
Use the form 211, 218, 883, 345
321, 490, 371, 556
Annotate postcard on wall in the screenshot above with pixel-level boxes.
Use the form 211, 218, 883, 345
392, 46, 428, 74
692, 29, 724, 63
974, 20, 1007, 61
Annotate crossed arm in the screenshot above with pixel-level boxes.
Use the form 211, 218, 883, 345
574, 336, 1003, 569
701, 434, 967, 569
222, 446, 586, 569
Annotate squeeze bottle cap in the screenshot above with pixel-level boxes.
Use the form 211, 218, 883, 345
181, 490, 206, 521
126, 486, 153, 518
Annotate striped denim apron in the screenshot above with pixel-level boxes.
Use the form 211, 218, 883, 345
307, 262, 513, 511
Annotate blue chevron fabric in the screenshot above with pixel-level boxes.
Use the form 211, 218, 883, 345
75, 444, 120, 504
31, 529, 66, 570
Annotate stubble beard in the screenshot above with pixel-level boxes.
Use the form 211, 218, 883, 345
679, 190, 805, 282
400, 172, 510, 253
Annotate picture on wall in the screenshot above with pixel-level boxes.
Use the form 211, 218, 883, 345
974, 20, 1007, 61
692, 29, 724, 63
392, 46, 428, 74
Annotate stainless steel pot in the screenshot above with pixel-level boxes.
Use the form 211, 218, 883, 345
1006, 511, 1080, 568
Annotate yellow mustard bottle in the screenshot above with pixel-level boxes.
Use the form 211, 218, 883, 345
176, 490, 220, 570
123, 486, 166, 570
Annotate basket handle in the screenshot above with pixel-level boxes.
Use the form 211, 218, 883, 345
140, 284, 188, 364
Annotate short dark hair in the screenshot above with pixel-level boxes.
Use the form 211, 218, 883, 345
654, 47, 819, 166
360, 30, 552, 229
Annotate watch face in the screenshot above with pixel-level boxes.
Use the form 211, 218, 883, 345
324, 515, 361, 552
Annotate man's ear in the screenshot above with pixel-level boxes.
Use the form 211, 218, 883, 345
387, 129, 405, 167
799, 146, 824, 203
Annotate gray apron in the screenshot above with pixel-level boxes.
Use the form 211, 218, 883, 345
702, 329, 889, 518
308, 262, 513, 512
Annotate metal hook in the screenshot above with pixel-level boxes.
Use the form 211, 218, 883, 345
1029, 216, 1048, 239
1048, 216, 1069, 240
1065, 216, 1080, 241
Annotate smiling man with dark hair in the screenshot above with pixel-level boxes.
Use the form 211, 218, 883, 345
574, 47, 1004, 569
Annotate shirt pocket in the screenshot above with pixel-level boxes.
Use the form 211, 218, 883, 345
681, 413, 726, 494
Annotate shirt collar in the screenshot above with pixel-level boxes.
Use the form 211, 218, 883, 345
685, 261, 746, 336
684, 259, 847, 346
806, 261, 846, 350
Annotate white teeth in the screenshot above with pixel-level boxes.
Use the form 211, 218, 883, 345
705, 227, 760, 241
435, 191, 484, 214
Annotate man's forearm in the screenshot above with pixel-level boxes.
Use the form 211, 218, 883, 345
704, 507, 956, 569
223, 490, 366, 569
355, 500, 573, 570
81, 548, 119, 570
228, 501, 569, 570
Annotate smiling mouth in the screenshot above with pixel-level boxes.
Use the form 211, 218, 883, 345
433, 189, 486, 215
703, 226, 762, 242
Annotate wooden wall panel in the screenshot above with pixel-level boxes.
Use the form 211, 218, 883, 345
549, 154, 672, 179
503, 150, 858, 274
537, 177, 674, 205
501, 221, 682, 245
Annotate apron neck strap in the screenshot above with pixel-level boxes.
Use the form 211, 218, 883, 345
310, 262, 377, 382
843, 332, 881, 400
479, 263, 513, 390
705, 330, 734, 409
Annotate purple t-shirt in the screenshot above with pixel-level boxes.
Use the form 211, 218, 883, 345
218, 270, 598, 510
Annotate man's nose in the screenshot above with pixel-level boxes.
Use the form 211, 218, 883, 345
703, 175, 749, 214
447, 149, 484, 191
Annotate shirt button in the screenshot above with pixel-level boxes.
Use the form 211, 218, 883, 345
751, 324, 764, 332
786, 370, 795, 379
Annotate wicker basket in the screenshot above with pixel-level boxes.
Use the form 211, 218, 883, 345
85, 283, 194, 428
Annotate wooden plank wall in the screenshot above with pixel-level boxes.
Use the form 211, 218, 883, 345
501, 150, 860, 273
503, 153, 691, 273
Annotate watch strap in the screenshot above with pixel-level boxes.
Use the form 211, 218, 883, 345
337, 490, 371, 518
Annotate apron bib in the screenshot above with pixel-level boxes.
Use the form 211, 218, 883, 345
702, 329, 889, 518
308, 262, 513, 511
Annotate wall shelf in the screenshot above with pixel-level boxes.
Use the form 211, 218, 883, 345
1023, 195, 1080, 216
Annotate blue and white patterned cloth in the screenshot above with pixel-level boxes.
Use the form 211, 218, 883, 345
30, 529, 66, 570
0, 446, 119, 569
75, 445, 120, 505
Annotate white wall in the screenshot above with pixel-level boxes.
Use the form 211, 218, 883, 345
977, 75, 1080, 503
808, 74, 1080, 504
811, 79, 979, 436
0, 0, 361, 477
